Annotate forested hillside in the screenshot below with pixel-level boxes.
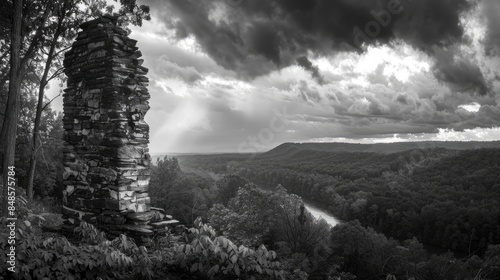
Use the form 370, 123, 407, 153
265, 141, 500, 155
151, 154, 500, 279
178, 144, 500, 258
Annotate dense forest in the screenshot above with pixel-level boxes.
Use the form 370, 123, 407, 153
3, 140, 500, 278
173, 142, 500, 278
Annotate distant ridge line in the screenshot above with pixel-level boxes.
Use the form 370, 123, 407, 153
265, 141, 500, 154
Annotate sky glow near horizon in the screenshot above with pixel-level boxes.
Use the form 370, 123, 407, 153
47, 0, 500, 153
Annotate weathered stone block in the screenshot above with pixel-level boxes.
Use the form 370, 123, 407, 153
62, 15, 177, 245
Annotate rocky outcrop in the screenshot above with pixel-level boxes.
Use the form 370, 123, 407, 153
61, 15, 177, 244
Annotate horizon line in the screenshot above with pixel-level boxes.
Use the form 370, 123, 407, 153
150, 139, 500, 155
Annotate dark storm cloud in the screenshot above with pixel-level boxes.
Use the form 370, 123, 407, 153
145, 0, 474, 74
296, 56, 324, 84
432, 47, 490, 95
152, 0, 246, 70
391, 0, 470, 50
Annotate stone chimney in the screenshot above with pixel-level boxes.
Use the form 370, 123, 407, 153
61, 15, 176, 243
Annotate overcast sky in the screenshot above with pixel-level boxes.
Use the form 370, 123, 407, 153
50, 0, 500, 154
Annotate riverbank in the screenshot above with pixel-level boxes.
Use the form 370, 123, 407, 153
303, 201, 341, 227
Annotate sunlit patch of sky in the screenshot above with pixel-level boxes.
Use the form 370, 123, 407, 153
458, 102, 481, 113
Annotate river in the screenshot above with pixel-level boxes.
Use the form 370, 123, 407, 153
303, 200, 463, 257
304, 202, 341, 227
254, 184, 462, 256
255, 184, 342, 227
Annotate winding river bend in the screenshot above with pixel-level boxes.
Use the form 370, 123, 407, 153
303, 199, 460, 257
255, 184, 342, 227
303, 201, 341, 227
253, 184, 461, 256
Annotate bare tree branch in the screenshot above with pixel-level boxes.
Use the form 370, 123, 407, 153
42, 93, 61, 112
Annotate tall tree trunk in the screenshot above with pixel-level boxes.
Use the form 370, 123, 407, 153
27, 37, 58, 201
1, 0, 23, 216
0, 1, 50, 170
26, 1, 66, 200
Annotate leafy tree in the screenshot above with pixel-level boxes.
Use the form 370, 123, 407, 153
271, 186, 331, 257
1, 0, 22, 216
330, 220, 396, 277
480, 245, 500, 279
150, 156, 181, 188
216, 174, 248, 206
0, 219, 154, 279
14, 83, 63, 199
209, 184, 331, 258
157, 217, 284, 280
0, 203, 284, 279
150, 156, 216, 225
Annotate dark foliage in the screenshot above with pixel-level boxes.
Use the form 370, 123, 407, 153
178, 147, 500, 256
177, 146, 500, 278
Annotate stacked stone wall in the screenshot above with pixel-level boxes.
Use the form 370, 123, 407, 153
61, 15, 176, 243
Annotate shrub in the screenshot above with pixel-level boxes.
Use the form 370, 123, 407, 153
0, 220, 153, 280
154, 217, 285, 280
0, 215, 285, 280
